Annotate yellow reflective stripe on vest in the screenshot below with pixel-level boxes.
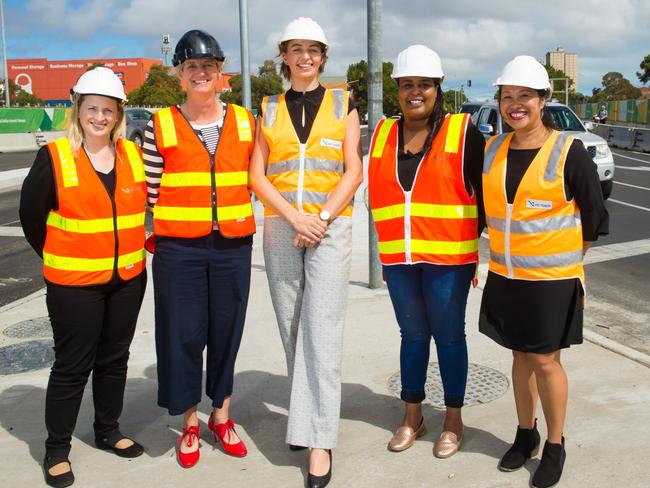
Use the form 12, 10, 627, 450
54, 138, 79, 188
232, 105, 252, 142
372, 202, 477, 222
122, 140, 145, 182
217, 202, 253, 221
47, 212, 145, 234
154, 206, 212, 222
157, 107, 178, 148
43, 249, 144, 272
161, 171, 248, 187
444, 114, 464, 154
371, 119, 397, 157
379, 238, 478, 255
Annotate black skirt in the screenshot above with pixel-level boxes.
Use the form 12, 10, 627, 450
479, 271, 583, 353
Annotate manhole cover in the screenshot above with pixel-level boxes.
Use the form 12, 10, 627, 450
3, 317, 51, 339
0, 339, 54, 375
387, 362, 509, 409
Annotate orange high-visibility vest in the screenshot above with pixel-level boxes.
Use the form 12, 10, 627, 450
153, 104, 256, 238
368, 114, 479, 266
43, 137, 146, 286
261, 89, 351, 217
483, 130, 585, 289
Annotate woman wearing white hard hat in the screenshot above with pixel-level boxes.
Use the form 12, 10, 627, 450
20, 67, 147, 487
367, 45, 485, 458
249, 16, 362, 488
142, 30, 256, 468
480, 55, 608, 488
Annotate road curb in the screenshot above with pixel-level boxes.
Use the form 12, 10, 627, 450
0, 168, 28, 191
0, 287, 45, 314
584, 329, 650, 368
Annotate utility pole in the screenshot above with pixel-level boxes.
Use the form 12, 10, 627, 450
161, 34, 172, 67
367, 0, 383, 288
239, 0, 252, 109
1, 0, 10, 107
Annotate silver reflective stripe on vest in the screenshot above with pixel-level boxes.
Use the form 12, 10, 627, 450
483, 134, 509, 174
264, 94, 280, 127
331, 89, 345, 120
279, 190, 329, 206
487, 213, 581, 234
491, 249, 583, 269
266, 158, 344, 176
544, 133, 570, 181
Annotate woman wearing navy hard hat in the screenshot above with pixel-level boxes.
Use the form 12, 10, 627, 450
142, 29, 256, 468
480, 55, 608, 488
367, 44, 485, 459
20, 66, 147, 487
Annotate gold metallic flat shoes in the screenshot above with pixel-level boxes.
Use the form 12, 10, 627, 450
434, 429, 463, 458
387, 418, 427, 452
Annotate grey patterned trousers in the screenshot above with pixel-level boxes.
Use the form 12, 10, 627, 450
263, 216, 352, 449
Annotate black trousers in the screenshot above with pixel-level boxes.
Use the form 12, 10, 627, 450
44, 271, 147, 460
153, 233, 252, 416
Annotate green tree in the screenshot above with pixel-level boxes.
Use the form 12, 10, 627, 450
637, 54, 650, 84
0, 79, 45, 106
544, 64, 575, 95
443, 89, 468, 113
346, 60, 400, 117
590, 71, 642, 102
86, 62, 106, 71
220, 59, 284, 109
127, 64, 184, 106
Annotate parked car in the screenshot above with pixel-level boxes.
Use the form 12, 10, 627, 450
459, 102, 482, 123
474, 101, 614, 199
125, 108, 152, 147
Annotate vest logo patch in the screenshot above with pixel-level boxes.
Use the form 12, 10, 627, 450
526, 199, 552, 210
320, 138, 342, 149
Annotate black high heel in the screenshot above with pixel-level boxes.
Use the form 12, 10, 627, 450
307, 449, 332, 488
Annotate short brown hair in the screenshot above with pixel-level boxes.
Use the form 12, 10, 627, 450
278, 41, 328, 81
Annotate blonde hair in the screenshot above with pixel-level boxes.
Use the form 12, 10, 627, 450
175, 59, 225, 82
66, 94, 126, 153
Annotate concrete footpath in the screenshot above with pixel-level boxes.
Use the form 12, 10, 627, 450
1, 198, 649, 488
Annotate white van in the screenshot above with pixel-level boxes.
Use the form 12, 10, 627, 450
474, 102, 615, 199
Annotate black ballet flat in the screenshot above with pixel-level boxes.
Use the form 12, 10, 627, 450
95, 434, 144, 458
43, 456, 74, 488
307, 449, 332, 488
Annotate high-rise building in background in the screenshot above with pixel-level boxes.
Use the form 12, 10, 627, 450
546, 47, 579, 92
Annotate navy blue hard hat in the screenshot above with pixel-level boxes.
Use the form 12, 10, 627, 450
172, 30, 225, 66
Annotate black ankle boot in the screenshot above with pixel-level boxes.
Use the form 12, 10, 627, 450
498, 419, 541, 471
532, 437, 566, 488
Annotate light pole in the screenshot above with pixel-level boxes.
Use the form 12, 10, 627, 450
1, 0, 10, 107
239, 0, 252, 109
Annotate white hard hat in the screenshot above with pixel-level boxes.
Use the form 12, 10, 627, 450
493, 55, 551, 93
72, 67, 127, 102
278, 17, 328, 46
391, 45, 444, 80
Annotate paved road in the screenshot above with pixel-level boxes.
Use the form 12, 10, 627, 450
1, 143, 648, 354
0, 151, 37, 172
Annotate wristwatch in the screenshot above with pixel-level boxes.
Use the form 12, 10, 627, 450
319, 210, 331, 223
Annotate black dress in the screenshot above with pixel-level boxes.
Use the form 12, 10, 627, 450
479, 140, 609, 353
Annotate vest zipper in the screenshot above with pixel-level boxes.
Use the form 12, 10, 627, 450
210, 151, 217, 227
297, 143, 306, 213
505, 203, 514, 278
404, 191, 412, 264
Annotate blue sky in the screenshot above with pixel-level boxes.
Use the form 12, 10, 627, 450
3, 0, 650, 101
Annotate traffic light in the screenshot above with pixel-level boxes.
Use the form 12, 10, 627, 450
468, 80, 472, 87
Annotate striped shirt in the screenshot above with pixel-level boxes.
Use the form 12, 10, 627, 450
143, 104, 225, 207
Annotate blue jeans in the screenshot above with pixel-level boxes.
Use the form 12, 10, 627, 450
383, 263, 475, 407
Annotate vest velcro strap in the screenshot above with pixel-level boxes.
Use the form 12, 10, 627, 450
372, 202, 478, 222
487, 213, 581, 234
122, 140, 145, 182
43, 249, 144, 272
266, 158, 344, 176
157, 107, 178, 148
54, 138, 79, 188
46, 212, 145, 234
232, 105, 253, 141
379, 238, 479, 255
444, 114, 464, 154
216, 202, 254, 221
372, 119, 397, 158
491, 249, 583, 269
154, 206, 212, 222
483, 133, 510, 174
161, 171, 248, 188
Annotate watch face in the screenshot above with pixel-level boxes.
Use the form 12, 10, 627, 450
320, 210, 331, 221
